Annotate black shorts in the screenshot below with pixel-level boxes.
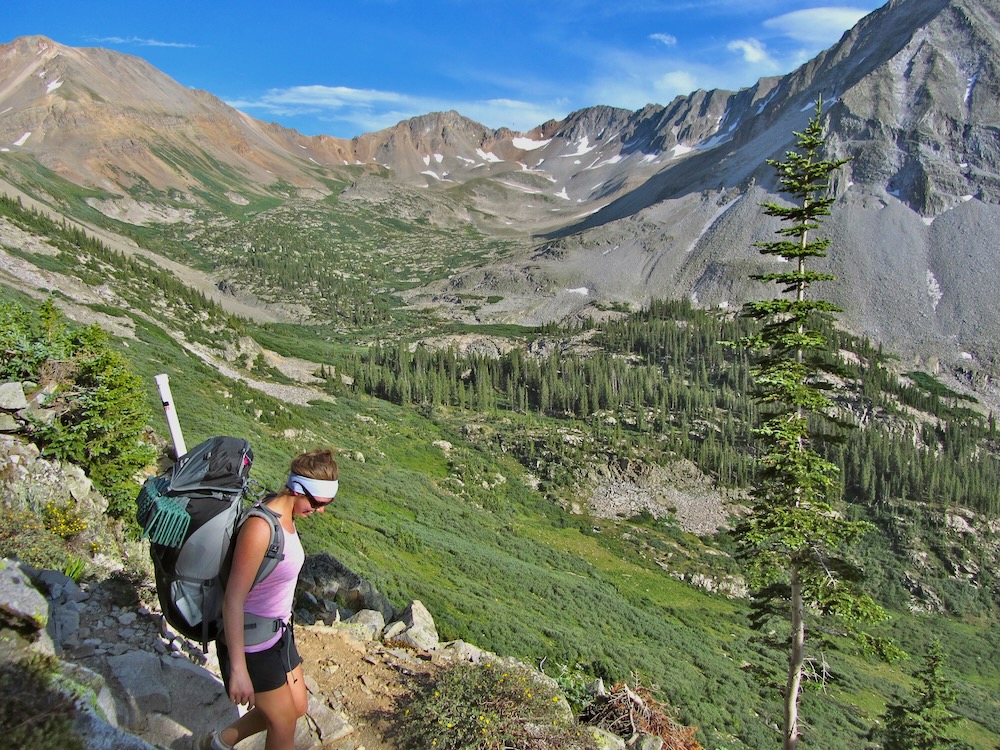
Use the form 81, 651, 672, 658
218, 626, 303, 694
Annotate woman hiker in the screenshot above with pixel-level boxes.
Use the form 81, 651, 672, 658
200, 449, 339, 750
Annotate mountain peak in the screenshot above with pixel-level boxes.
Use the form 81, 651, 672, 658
4, 0, 1000, 367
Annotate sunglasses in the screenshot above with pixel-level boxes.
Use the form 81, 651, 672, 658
299, 484, 333, 509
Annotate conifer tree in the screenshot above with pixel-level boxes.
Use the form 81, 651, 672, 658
879, 640, 967, 750
736, 100, 897, 750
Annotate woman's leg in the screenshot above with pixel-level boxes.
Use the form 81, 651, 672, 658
214, 633, 306, 748
253, 667, 308, 750
218, 707, 266, 746
286, 663, 308, 718
214, 683, 296, 750
216, 665, 307, 747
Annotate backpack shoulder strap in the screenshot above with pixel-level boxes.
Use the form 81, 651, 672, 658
242, 503, 285, 588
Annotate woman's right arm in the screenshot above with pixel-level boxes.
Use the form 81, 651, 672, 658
223, 516, 271, 709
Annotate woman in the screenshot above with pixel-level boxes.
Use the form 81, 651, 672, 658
201, 449, 339, 750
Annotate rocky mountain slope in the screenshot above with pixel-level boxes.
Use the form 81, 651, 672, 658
2, 0, 1000, 375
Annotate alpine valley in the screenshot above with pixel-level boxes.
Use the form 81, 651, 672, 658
2, 0, 1000, 748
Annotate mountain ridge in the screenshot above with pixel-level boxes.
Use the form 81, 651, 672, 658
3, 0, 1000, 376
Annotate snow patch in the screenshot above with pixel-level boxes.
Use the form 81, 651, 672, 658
697, 132, 731, 151
561, 137, 596, 157
566, 287, 589, 295
960, 352, 974, 360
586, 154, 623, 170
497, 181, 543, 195
554, 188, 571, 200
13, 132, 31, 147
46, 80, 63, 94
641, 153, 658, 164
800, 96, 837, 112
966, 73, 978, 104
475, 149, 503, 163
422, 155, 431, 166
671, 143, 693, 157
513, 136, 551, 151
433, 153, 443, 163
756, 90, 778, 114
926, 270, 943, 310
961, 195, 974, 202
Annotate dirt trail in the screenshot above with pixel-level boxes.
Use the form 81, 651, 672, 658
297, 626, 436, 750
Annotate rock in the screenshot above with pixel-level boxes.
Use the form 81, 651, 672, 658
438, 638, 489, 664
73, 704, 161, 750
387, 600, 439, 651
304, 692, 353, 743
0, 381, 28, 410
0, 559, 49, 635
47, 598, 81, 652
152, 655, 238, 744
382, 620, 406, 641
105, 651, 171, 730
346, 609, 386, 640
298, 553, 395, 623
589, 726, 628, 750
628, 732, 665, 750
0, 413, 18, 432
64, 463, 95, 502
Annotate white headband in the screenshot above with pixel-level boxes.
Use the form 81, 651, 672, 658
287, 473, 339, 500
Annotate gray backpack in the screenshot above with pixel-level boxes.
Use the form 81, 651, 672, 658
136, 436, 285, 646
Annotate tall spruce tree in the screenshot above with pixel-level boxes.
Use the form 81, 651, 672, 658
879, 640, 967, 750
736, 100, 898, 749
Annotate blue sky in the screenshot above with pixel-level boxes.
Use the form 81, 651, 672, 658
6, 0, 885, 139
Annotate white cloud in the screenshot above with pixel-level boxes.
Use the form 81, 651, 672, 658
650, 33, 678, 47
726, 38, 774, 65
763, 7, 870, 46
656, 70, 698, 94
90, 36, 197, 48
228, 85, 566, 136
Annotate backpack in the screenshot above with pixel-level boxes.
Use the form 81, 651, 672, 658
136, 435, 285, 646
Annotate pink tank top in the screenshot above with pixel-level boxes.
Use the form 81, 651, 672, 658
243, 522, 304, 653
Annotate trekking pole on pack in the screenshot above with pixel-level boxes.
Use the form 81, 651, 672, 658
154, 373, 187, 458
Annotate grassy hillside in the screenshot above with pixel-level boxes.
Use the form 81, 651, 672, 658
1, 191, 998, 749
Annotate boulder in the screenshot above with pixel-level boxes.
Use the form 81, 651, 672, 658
387, 599, 439, 651
297, 552, 395, 622
0, 559, 49, 636
346, 608, 386, 640
0, 381, 28, 410
105, 651, 171, 730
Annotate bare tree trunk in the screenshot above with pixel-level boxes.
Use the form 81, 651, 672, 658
784, 563, 805, 750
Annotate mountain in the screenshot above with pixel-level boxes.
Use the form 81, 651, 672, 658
2, 0, 1000, 382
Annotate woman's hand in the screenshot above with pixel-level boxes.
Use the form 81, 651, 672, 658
228, 663, 256, 709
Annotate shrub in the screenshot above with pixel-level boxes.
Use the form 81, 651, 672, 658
0, 507, 74, 571
0, 298, 157, 516
580, 682, 702, 750
398, 659, 594, 750
42, 501, 87, 540
0, 653, 85, 750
